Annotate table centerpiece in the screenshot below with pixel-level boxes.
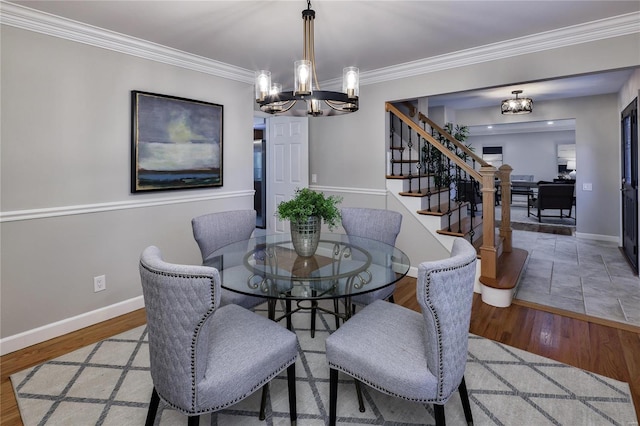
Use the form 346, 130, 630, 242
276, 188, 342, 257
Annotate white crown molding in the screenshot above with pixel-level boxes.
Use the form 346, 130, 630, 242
1, 3, 638, 88
346, 12, 640, 87
0, 190, 254, 222
0, 1, 254, 84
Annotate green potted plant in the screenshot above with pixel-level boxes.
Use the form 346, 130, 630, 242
276, 188, 342, 256
422, 122, 471, 188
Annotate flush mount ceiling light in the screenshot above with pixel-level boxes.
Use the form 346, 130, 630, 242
501, 90, 533, 115
255, 0, 359, 117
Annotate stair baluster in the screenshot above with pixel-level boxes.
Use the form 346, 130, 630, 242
398, 120, 405, 177
420, 123, 434, 212
406, 125, 414, 192
386, 102, 508, 287
389, 111, 396, 177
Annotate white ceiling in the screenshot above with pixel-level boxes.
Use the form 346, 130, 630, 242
427, 69, 637, 110
9, 1, 640, 109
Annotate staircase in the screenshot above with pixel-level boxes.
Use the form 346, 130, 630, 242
385, 102, 528, 307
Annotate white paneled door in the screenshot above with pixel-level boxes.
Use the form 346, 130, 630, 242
266, 116, 309, 233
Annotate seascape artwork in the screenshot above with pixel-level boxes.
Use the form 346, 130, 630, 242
131, 91, 223, 192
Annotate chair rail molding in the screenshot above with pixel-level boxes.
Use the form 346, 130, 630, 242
0, 190, 255, 223
310, 185, 388, 197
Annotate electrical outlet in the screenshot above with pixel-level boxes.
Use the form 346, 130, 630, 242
94, 275, 106, 292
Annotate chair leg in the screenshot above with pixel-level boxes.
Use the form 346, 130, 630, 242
433, 404, 445, 426
259, 383, 268, 420
333, 299, 340, 330
354, 379, 365, 412
287, 363, 297, 423
310, 300, 317, 338
187, 415, 199, 426
285, 299, 292, 331
388, 294, 395, 304
458, 376, 473, 425
310, 289, 318, 338
267, 299, 276, 321
329, 368, 338, 426
145, 387, 160, 426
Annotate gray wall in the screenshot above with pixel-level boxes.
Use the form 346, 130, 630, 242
1, 27, 255, 338
456, 94, 621, 237
1, 21, 639, 344
310, 34, 640, 242
619, 68, 640, 110
465, 130, 576, 183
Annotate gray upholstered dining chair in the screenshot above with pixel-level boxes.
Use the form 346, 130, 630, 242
191, 209, 266, 309
341, 207, 403, 307
139, 246, 298, 426
325, 237, 476, 426
309, 207, 403, 335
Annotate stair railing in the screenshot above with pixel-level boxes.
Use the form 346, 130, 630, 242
386, 102, 513, 284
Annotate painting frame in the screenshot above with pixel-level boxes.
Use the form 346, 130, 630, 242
131, 90, 223, 193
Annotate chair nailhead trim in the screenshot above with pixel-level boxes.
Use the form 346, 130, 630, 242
159, 355, 297, 416
141, 261, 219, 413
328, 362, 440, 404
423, 256, 475, 400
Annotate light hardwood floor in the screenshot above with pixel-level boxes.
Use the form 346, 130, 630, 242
2, 277, 639, 425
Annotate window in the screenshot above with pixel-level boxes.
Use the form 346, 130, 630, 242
482, 146, 503, 167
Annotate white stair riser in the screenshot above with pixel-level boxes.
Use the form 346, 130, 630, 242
399, 176, 432, 192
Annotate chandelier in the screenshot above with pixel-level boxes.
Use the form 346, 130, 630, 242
255, 1, 359, 117
501, 90, 533, 115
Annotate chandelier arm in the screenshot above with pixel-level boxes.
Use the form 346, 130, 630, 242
324, 99, 358, 113
277, 101, 298, 113
324, 100, 349, 108
324, 100, 343, 112
261, 100, 297, 114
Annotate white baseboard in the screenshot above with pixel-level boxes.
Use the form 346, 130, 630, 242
0, 296, 145, 356
574, 232, 620, 244
407, 266, 418, 278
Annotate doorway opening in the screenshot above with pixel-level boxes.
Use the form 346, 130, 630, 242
621, 98, 638, 274
254, 117, 266, 229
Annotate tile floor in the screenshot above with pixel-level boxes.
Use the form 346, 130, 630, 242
512, 229, 640, 327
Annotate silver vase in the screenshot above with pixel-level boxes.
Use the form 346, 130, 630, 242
290, 215, 321, 257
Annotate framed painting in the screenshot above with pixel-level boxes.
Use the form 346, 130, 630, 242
131, 91, 223, 192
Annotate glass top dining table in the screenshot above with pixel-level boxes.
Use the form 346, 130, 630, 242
203, 233, 411, 331
204, 233, 410, 301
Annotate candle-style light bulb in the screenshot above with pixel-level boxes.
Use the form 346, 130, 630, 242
255, 70, 271, 101
294, 60, 312, 95
342, 67, 359, 99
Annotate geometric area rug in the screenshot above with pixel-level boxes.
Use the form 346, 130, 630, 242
11, 303, 637, 425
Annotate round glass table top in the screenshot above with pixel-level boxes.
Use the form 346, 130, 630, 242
204, 233, 411, 301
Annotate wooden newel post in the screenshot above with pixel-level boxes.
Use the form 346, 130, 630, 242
497, 164, 513, 253
479, 165, 498, 282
